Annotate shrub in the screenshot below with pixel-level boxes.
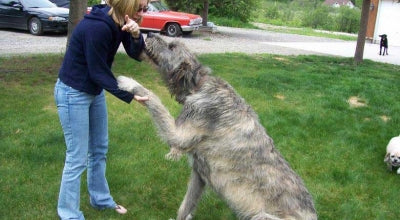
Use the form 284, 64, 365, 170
210, 0, 259, 23
301, 5, 333, 30
265, 4, 279, 19
335, 6, 360, 33
88, 0, 101, 6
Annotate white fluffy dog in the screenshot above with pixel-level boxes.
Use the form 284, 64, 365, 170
384, 135, 400, 174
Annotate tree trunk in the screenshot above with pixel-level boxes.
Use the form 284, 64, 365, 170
354, 0, 371, 64
202, 0, 209, 26
67, 0, 88, 47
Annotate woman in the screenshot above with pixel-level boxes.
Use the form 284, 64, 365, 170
54, 0, 149, 219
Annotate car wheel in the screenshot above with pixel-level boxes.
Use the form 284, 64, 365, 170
165, 23, 181, 37
29, 17, 43, 36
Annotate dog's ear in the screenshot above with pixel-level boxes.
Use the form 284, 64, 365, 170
384, 153, 390, 163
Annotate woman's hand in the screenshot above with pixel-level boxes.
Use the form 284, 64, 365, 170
134, 94, 149, 105
121, 15, 140, 38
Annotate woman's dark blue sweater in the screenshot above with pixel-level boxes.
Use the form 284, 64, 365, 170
58, 5, 145, 103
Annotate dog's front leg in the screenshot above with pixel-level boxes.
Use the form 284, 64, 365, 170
177, 170, 206, 220
118, 75, 177, 141
129, 87, 206, 152
165, 147, 183, 161
117, 76, 149, 96
118, 76, 205, 155
142, 93, 206, 152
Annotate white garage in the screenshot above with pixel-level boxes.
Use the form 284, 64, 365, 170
373, 0, 400, 46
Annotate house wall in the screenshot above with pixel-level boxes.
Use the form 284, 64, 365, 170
373, 0, 400, 46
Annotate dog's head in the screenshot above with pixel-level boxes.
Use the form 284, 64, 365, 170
144, 32, 201, 71
379, 34, 387, 39
384, 136, 400, 167
144, 32, 210, 103
384, 152, 400, 167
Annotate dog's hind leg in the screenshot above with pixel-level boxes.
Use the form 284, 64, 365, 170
177, 170, 205, 220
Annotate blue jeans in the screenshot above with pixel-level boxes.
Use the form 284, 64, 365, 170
54, 79, 117, 220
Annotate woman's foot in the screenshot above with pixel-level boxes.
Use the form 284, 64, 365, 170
115, 204, 127, 214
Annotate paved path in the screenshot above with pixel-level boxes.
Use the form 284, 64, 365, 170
263, 41, 399, 65
1, 26, 398, 65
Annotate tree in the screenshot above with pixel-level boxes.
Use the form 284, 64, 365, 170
165, 0, 259, 24
211, 0, 258, 22
165, 0, 209, 26
67, 0, 88, 47
354, 0, 370, 64
201, 0, 209, 26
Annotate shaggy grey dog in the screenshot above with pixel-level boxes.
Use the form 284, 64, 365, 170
117, 33, 317, 220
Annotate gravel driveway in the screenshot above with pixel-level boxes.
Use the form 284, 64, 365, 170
1, 26, 398, 65
0, 26, 340, 56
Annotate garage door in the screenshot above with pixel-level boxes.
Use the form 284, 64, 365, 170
375, 1, 400, 46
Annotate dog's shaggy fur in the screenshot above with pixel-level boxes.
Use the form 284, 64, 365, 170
118, 33, 317, 220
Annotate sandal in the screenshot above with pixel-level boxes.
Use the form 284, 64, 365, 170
115, 204, 127, 214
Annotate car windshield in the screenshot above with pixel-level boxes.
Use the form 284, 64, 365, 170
150, 1, 169, 12
49, 0, 69, 7
21, 0, 57, 8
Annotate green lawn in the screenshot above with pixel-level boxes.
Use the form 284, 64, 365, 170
0, 53, 399, 219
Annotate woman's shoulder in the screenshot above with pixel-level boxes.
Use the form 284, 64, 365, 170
80, 15, 116, 36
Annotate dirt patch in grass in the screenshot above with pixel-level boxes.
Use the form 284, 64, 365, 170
347, 96, 367, 108
380, 115, 391, 122
274, 94, 286, 100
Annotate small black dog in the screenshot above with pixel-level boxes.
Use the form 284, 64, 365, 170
379, 34, 388, 56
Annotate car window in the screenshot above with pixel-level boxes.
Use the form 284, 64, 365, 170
21, 0, 56, 8
149, 1, 168, 12
49, 0, 69, 7
0, 0, 19, 6
147, 3, 157, 12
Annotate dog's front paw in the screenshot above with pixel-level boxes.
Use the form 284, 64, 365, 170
117, 76, 148, 96
165, 148, 183, 161
117, 76, 136, 92
397, 168, 400, 175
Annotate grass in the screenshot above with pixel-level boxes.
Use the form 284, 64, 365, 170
1, 53, 400, 219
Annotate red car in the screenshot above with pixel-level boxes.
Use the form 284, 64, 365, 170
140, 0, 202, 37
